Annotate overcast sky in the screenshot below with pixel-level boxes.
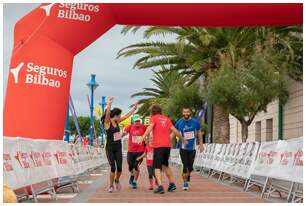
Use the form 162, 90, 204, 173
3, 3, 175, 117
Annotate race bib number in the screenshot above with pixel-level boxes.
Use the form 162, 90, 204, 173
147, 152, 153, 160
113, 132, 122, 141
184, 131, 195, 140
132, 136, 142, 144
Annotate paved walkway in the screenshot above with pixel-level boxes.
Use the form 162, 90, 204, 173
72, 161, 270, 203
27, 159, 278, 203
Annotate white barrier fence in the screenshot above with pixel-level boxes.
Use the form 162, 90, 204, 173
252, 137, 303, 183
3, 137, 108, 190
171, 137, 303, 183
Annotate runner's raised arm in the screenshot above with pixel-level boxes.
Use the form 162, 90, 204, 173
104, 97, 114, 128
119, 103, 137, 123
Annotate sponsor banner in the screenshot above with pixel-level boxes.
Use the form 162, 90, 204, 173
230, 142, 260, 179
3, 137, 107, 190
3, 138, 27, 189
252, 137, 303, 183
190, 141, 261, 179
192, 138, 302, 182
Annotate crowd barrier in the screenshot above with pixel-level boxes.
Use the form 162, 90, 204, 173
170, 137, 303, 203
3, 137, 303, 202
3, 137, 108, 202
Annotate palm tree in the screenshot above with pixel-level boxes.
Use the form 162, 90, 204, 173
132, 68, 185, 116
119, 27, 257, 143
119, 26, 302, 143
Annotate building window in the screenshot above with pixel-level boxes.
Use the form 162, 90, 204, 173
266, 118, 273, 141
255, 121, 261, 142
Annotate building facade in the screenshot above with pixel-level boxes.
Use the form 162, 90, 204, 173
229, 79, 303, 143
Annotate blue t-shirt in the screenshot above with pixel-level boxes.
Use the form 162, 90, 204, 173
175, 118, 200, 150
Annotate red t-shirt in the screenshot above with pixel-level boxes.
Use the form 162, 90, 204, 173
83, 138, 89, 145
125, 124, 147, 152
145, 145, 154, 166
150, 114, 173, 148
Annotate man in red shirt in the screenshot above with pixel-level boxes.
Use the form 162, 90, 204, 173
124, 114, 146, 189
142, 104, 187, 194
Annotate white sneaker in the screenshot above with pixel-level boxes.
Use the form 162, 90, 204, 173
108, 186, 113, 193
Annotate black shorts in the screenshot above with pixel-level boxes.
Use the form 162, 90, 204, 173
153, 147, 171, 169
127, 152, 144, 172
180, 149, 196, 173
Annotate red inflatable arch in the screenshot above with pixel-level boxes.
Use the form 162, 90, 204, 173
4, 3, 302, 140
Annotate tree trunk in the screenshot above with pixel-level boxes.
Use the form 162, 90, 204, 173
212, 105, 230, 143
241, 121, 248, 142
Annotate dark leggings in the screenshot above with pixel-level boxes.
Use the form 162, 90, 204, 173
106, 142, 122, 173
127, 152, 143, 172
147, 165, 155, 179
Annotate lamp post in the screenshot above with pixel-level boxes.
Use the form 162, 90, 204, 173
87, 74, 99, 146
100, 96, 106, 147
64, 103, 70, 142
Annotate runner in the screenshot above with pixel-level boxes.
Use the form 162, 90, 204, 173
136, 133, 157, 190
123, 114, 146, 189
142, 104, 187, 194
101, 97, 137, 193
174, 106, 204, 190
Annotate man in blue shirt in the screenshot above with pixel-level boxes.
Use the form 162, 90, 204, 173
174, 106, 204, 190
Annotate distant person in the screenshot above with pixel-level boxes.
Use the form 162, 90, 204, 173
142, 104, 187, 194
73, 135, 79, 144
174, 106, 204, 190
123, 114, 147, 189
83, 136, 90, 145
101, 97, 137, 193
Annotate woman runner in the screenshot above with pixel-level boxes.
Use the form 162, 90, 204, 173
101, 97, 137, 193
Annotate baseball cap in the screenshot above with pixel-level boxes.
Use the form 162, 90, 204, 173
132, 114, 141, 122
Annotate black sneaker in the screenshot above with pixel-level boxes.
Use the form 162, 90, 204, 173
154, 186, 165, 194
129, 176, 134, 186
132, 182, 138, 189
167, 183, 176, 192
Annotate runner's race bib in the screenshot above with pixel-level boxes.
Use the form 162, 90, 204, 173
113, 132, 122, 141
184, 131, 195, 140
132, 136, 143, 144
147, 152, 153, 160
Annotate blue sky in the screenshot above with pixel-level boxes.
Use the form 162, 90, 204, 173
3, 3, 175, 117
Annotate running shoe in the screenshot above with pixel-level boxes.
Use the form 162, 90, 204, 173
107, 186, 113, 193
167, 183, 177, 192
182, 181, 189, 190
154, 186, 165, 194
115, 180, 122, 191
132, 182, 138, 189
129, 176, 134, 186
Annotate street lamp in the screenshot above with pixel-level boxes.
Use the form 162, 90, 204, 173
100, 96, 106, 147
87, 74, 99, 146
64, 103, 70, 143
